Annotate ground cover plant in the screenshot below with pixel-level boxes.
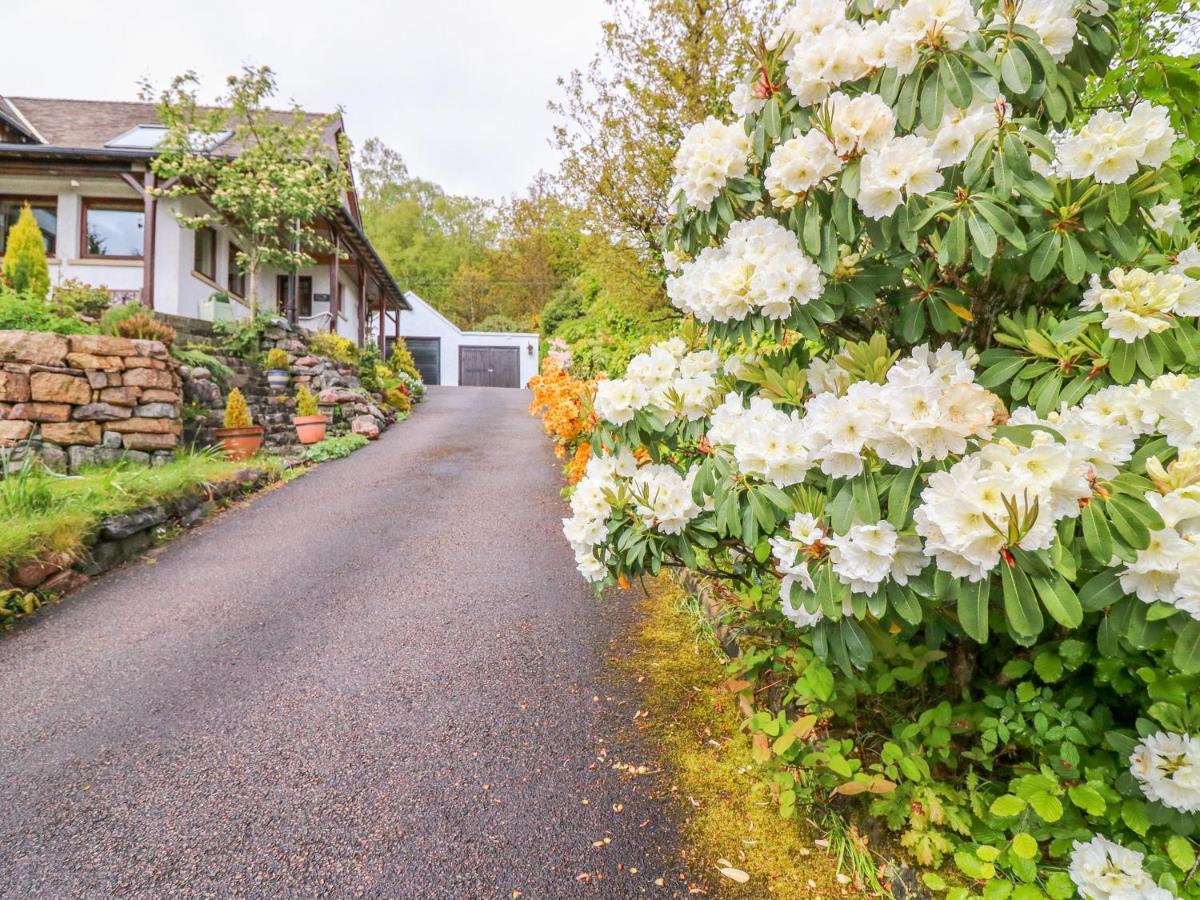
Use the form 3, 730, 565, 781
559, 1, 1200, 896
302, 433, 368, 463
0, 452, 256, 574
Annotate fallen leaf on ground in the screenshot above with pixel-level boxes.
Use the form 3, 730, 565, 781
717, 866, 750, 884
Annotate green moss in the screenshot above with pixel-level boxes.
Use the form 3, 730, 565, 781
621, 577, 850, 898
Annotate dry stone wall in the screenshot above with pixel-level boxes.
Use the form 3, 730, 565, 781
0, 330, 182, 471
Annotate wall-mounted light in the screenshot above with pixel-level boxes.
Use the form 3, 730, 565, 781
526, 342, 534, 356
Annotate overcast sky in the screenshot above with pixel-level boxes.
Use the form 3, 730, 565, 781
4, 0, 608, 201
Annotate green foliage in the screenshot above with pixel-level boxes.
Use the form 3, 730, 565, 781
0, 451, 258, 577
476, 314, 522, 333
114, 311, 176, 345
50, 279, 112, 319
172, 346, 233, 387
387, 338, 420, 381
0, 285, 95, 335
302, 433, 367, 463
295, 385, 319, 417
264, 347, 290, 371
212, 311, 273, 359
222, 388, 252, 429
308, 332, 359, 366
144, 65, 350, 313
1, 203, 50, 298
563, 3, 1200, 896
98, 302, 148, 336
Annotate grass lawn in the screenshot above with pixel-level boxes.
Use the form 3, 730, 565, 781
0, 451, 268, 573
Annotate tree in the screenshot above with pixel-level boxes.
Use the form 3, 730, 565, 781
561, 1, 1200, 893
550, 0, 769, 252
357, 138, 495, 316
144, 66, 350, 313
2, 204, 50, 298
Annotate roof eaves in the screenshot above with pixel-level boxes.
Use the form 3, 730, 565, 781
1, 98, 46, 143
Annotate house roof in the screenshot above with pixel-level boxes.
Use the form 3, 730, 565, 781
0, 93, 405, 310
403, 291, 535, 337
1, 96, 340, 152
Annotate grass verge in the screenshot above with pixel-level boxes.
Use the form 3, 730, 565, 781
622, 575, 861, 897
0, 450, 276, 572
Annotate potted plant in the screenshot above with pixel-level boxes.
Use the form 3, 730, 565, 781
264, 347, 291, 393
292, 385, 327, 445
214, 387, 263, 460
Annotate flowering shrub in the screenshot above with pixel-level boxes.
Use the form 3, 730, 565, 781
563, 1, 1200, 896
528, 358, 597, 480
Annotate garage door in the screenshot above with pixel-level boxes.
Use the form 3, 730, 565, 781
459, 346, 521, 388
404, 337, 441, 386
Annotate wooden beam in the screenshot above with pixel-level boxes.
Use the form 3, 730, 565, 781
141, 170, 157, 308
377, 286, 386, 358
356, 269, 365, 348
329, 232, 341, 332
119, 172, 145, 196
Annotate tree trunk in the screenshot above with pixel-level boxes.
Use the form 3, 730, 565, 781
247, 259, 259, 315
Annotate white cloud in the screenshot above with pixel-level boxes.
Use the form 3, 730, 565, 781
3, 0, 606, 200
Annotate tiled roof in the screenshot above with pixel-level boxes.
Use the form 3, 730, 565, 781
2, 96, 338, 151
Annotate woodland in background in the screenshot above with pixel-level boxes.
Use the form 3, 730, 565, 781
357, 0, 770, 376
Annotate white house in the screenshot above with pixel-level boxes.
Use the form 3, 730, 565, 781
395, 291, 539, 388
0, 95, 408, 349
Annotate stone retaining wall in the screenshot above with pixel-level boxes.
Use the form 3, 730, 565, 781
4, 467, 271, 599
0, 330, 182, 471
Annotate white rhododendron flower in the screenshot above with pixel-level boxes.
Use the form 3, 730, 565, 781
857, 135, 944, 219
1081, 267, 1200, 343
729, 81, 766, 118
1119, 451, 1200, 614
998, 0, 1080, 61
708, 393, 814, 488
562, 451, 638, 582
666, 217, 824, 322
828, 91, 896, 156
1069, 835, 1173, 900
629, 464, 701, 535
1131, 731, 1200, 813
885, 0, 981, 74
915, 430, 1093, 581
673, 117, 752, 208
1147, 199, 1184, 233
827, 520, 926, 595
1057, 102, 1176, 184
770, 512, 825, 625
765, 128, 844, 208
595, 340, 722, 426
917, 101, 998, 168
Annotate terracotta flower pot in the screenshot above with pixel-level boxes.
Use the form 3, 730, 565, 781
214, 426, 264, 461
266, 370, 290, 394
292, 415, 328, 445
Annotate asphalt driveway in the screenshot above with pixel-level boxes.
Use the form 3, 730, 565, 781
0, 387, 688, 898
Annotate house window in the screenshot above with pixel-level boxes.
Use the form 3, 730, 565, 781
227, 243, 246, 298
276, 274, 313, 318
193, 227, 217, 280
82, 201, 144, 258
0, 196, 57, 256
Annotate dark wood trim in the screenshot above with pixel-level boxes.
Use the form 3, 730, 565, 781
329, 232, 341, 331
119, 172, 145, 196
377, 280, 386, 358
80, 197, 147, 262
0, 194, 59, 256
192, 225, 217, 281
356, 269, 365, 347
227, 242, 246, 299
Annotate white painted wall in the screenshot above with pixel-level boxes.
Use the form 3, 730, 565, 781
396, 290, 539, 388
0, 174, 364, 343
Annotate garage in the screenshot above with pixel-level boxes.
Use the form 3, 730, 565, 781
395, 291, 540, 388
459, 346, 521, 388
405, 337, 441, 386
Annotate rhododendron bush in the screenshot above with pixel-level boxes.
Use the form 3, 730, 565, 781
561, 0, 1200, 896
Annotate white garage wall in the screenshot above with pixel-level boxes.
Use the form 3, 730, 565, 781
398, 291, 539, 387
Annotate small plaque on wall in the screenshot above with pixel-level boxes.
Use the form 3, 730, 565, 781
314, 293, 331, 304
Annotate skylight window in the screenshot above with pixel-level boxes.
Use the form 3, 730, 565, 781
106, 125, 231, 151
